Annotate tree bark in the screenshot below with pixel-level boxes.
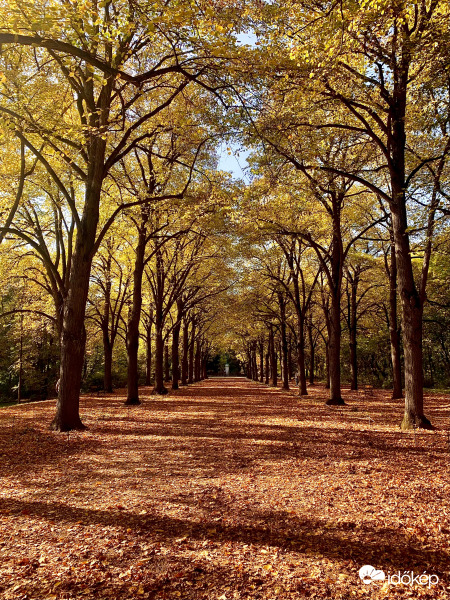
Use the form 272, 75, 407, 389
171, 302, 183, 390
324, 213, 345, 406
269, 326, 277, 387
325, 341, 330, 389
181, 317, 189, 385
152, 309, 167, 395
349, 273, 358, 391
17, 314, 23, 402
279, 299, 289, 391
288, 341, 293, 380
202, 353, 208, 379
188, 321, 196, 384
308, 317, 315, 385
252, 344, 258, 381
297, 319, 308, 395
145, 314, 153, 386
164, 343, 170, 382
125, 209, 149, 405
326, 294, 344, 405
194, 339, 201, 382
259, 341, 264, 383
387, 242, 403, 399
101, 251, 113, 392
388, 54, 431, 429
103, 339, 113, 393
52, 136, 108, 430
391, 198, 430, 427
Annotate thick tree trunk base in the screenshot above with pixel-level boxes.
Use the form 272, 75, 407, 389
152, 386, 168, 395
50, 416, 87, 432
392, 390, 403, 400
124, 398, 141, 406
400, 413, 434, 430
325, 397, 346, 406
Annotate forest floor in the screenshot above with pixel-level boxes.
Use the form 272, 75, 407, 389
0, 378, 449, 600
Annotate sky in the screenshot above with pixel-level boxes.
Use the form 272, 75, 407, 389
217, 143, 251, 182
215, 31, 257, 182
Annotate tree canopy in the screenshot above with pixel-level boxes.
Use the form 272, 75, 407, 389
0, 0, 449, 432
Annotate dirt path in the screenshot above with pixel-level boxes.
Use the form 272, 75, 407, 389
0, 377, 449, 599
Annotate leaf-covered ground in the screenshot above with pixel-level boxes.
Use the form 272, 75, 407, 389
1, 377, 449, 600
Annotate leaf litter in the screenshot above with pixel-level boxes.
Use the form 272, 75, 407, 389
0, 378, 449, 599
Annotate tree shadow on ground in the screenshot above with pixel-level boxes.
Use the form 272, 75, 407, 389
0, 495, 447, 577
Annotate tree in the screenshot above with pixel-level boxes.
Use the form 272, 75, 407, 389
87, 236, 131, 392
0, 0, 239, 429
261, 0, 450, 426
242, 129, 382, 403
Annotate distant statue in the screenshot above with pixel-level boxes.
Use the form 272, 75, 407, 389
225, 364, 230, 376
56, 379, 60, 394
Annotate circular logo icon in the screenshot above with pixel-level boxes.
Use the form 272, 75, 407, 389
358, 565, 386, 585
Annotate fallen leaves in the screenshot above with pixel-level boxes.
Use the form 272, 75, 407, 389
0, 379, 449, 599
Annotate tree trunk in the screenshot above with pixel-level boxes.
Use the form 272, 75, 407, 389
188, 321, 196, 384
259, 341, 264, 383
152, 311, 167, 395
181, 317, 189, 385
349, 277, 358, 391
145, 315, 152, 386
281, 331, 289, 390
17, 314, 23, 402
100, 251, 113, 392
326, 294, 344, 405
103, 338, 113, 393
202, 353, 208, 379
288, 341, 293, 380
269, 327, 277, 387
265, 352, 270, 385
325, 341, 330, 389
194, 339, 201, 382
297, 336, 307, 395
50, 106, 110, 430
290, 261, 309, 395
391, 202, 430, 428
388, 67, 431, 428
308, 317, 315, 385
171, 306, 182, 390
252, 345, 258, 381
164, 343, 170, 382
125, 209, 149, 405
53, 206, 101, 427
387, 242, 403, 399
349, 335, 357, 391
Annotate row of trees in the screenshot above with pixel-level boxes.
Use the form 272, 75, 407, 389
230, 224, 450, 401
0, 170, 231, 400
1, 0, 449, 431
0, 0, 244, 428
232, 0, 450, 430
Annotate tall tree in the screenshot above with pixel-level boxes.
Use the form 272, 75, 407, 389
0, 0, 236, 429
262, 0, 450, 427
